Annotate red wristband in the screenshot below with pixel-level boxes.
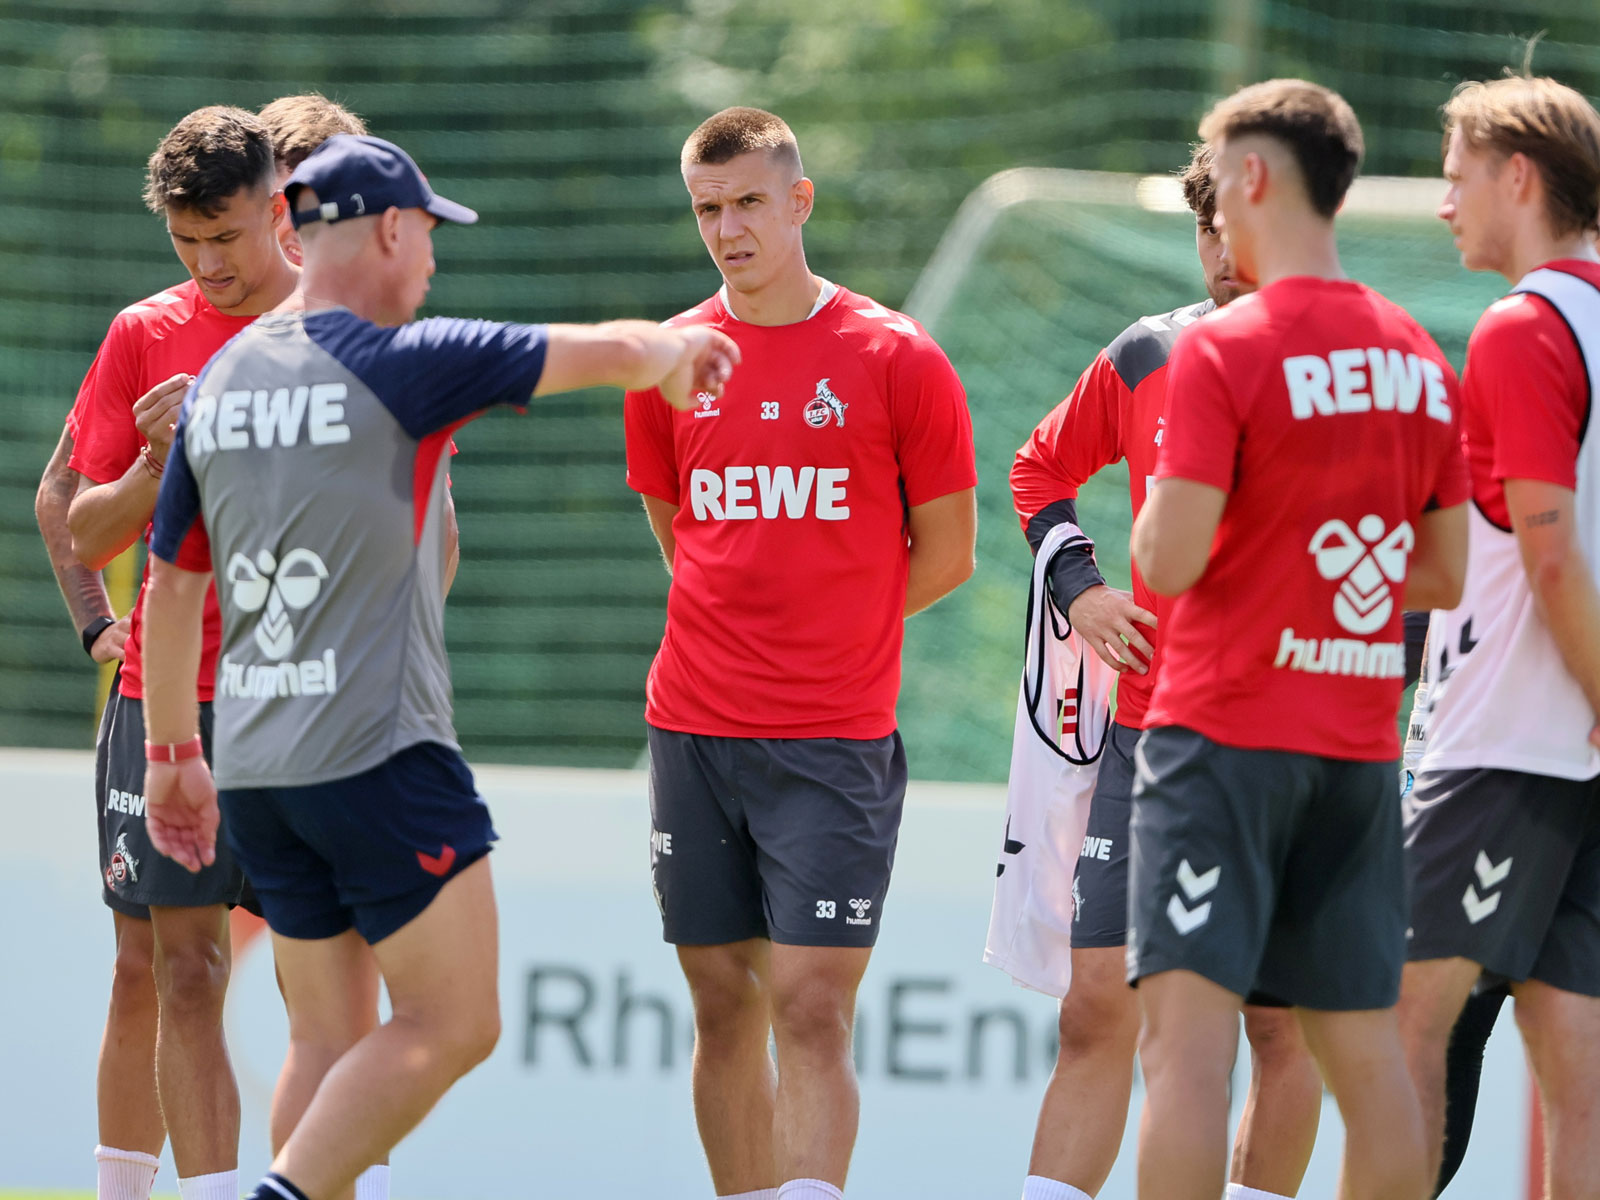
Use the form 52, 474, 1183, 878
145, 735, 203, 763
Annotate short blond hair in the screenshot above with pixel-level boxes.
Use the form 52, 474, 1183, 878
259, 93, 367, 174
1199, 79, 1363, 218
1444, 76, 1600, 237
681, 107, 802, 177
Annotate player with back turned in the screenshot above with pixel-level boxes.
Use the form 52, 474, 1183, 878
1007, 142, 1323, 1200
625, 107, 977, 1200
1128, 80, 1470, 1200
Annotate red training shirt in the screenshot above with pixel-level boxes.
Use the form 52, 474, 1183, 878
625, 284, 977, 739
1011, 299, 1214, 729
1460, 259, 1600, 527
68, 280, 250, 702
1146, 277, 1471, 761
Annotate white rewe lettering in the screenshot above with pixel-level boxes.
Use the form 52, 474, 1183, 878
722, 465, 757, 520
216, 390, 252, 449
252, 386, 310, 447
1421, 358, 1451, 423
1284, 355, 1334, 419
815, 468, 850, 520
188, 393, 218, 455
756, 465, 816, 518
1288, 350, 1449, 423
1366, 347, 1421, 413
689, 469, 724, 520
1329, 348, 1370, 413
308, 383, 351, 444
689, 466, 849, 521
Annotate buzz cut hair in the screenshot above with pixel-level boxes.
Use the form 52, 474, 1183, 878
681, 106, 803, 178
1179, 142, 1218, 221
143, 105, 275, 217
1444, 76, 1600, 238
258, 93, 368, 174
1199, 78, 1364, 219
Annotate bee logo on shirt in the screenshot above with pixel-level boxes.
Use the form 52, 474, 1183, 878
804, 378, 847, 428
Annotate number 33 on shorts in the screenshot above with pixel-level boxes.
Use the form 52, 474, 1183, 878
816, 899, 837, 918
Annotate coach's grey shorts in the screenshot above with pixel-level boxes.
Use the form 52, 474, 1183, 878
646, 726, 907, 948
1127, 725, 1404, 1011
1406, 766, 1600, 996
1072, 720, 1138, 949
96, 679, 245, 917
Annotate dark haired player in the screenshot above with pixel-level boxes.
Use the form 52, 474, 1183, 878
61, 105, 298, 1200
1008, 142, 1322, 1200
626, 107, 976, 1200
1129, 79, 1469, 1200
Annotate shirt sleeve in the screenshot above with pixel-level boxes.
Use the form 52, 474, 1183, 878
1467, 295, 1586, 491
307, 312, 550, 440
148, 411, 212, 572
1010, 349, 1127, 531
1152, 325, 1240, 492
890, 335, 978, 508
624, 387, 680, 504
67, 314, 146, 485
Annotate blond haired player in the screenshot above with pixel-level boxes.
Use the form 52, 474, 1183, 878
1399, 75, 1600, 1197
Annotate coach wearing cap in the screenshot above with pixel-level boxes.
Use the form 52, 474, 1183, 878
135, 133, 740, 1200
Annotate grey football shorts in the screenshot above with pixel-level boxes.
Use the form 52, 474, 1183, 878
1072, 720, 1139, 949
646, 726, 907, 948
1127, 725, 1404, 1011
1406, 766, 1600, 996
96, 677, 246, 917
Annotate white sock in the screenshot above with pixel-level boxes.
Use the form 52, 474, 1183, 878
718, 1192, 779, 1200
177, 1169, 239, 1200
777, 1182, 843, 1200
355, 1166, 391, 1200
1022, 1177, 1092, 1200
96, 1146, 161, 1200
1225, 1185, 1295, 1200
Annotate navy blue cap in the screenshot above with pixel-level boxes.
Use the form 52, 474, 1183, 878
286, 134, 478, 230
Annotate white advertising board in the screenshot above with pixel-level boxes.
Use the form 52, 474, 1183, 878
1, 750, 1527, 1197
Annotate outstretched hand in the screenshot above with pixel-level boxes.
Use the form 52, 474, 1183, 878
658, 327, 741, 411
1067, 584, 1157, 674
145, 757, 220, 873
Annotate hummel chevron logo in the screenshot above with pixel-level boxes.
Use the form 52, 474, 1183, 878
996, 817, 1025, 878
1177, 858, 1220, 900
1167, 894, 1212, 935
1462, 850, 1512, 924
417, 844, 457, 878
854, 302, 917, 336
1168, 859, 1219, 935
1474, 850, 1511, 889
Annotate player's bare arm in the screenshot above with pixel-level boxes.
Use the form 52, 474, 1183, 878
139, 556, 218, 873
1399, 502, 1467, 612
904, 487, 976, 616
537, 322, 739, 409
1131, 476, 1227, 596
1505, 477, 1600, 741
35, 424, 127, 661
68, 372, 192, 569
641, 494, 678, 574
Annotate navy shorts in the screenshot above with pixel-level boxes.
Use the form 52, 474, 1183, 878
647, 726, 907, 948
96, 675, 248, 916
1073, 720, 1138, 949
1128, 725, 1404, 1011
220, 741, 497, 944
